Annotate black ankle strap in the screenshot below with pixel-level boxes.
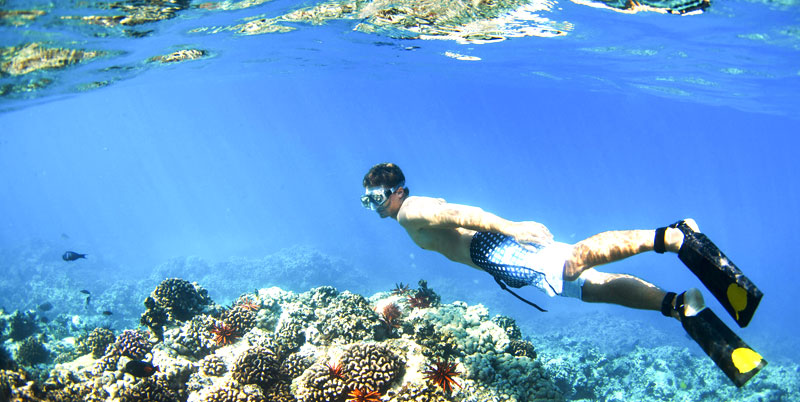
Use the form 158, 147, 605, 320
654, 227, 668, 254
661, 291, 677, 317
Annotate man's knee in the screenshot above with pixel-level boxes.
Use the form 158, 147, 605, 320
563, 244, 590, 281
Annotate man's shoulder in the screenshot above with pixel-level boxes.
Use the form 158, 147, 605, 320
398, 196, 445, 224
402, 196, 446, 212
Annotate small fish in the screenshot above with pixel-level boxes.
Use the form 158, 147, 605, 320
63, 251, 87, 261
85, 296, 91, 306
61, 233, 70, 240
101, 311, 113, 316
80, 290, 91, 295
124, 360, 159, 378
38, 302, 53, 311
40, 316, 50, 323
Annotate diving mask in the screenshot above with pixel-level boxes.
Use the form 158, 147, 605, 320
361, 182, 404, 211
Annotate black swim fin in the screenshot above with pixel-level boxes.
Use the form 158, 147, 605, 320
658, 221, 763, 328
678, 297, 766, 387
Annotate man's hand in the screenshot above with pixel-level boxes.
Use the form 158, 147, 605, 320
508, 221, 554, 246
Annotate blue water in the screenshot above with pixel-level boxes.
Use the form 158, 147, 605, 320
1, 0, 799, 398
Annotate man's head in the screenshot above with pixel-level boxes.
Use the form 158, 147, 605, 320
362, 163, 408, 218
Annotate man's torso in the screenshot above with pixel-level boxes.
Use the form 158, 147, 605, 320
397, 196, 481, 269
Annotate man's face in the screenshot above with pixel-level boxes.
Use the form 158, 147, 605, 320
362, 185, 402, 219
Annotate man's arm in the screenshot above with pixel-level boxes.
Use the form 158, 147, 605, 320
400, 197, 553, 244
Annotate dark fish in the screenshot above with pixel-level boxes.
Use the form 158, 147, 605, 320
38, 302, 53, 311
124, 360, 159, 378
61, 233, 70, 240
101, 311, 113, 316
63, 251, 87, 261
80, 290, 91, 295
40, 316, 50, 323
85, 296, 91, 306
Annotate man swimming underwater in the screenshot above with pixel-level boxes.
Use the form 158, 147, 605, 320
361, 162, 766, 387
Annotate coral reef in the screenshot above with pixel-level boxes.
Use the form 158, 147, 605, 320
167, 314, 217, 357
119, 377, 180, 402
199, 355, 227, 376
77, 327, 116, 358
15, 336, 51, 366
150, 278, 213, 322
0, 345, 15, 370
232, 345, 282, 389
113, 329, 152, 360
2, 272, 797, 402
7, 310, 39, 341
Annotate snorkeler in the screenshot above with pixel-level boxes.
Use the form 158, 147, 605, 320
361, 163, 765, 387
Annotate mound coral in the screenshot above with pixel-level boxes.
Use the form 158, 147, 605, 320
232, 346, 281, 389
507, 339, 537, 359
151, 278, 212, 321
15, 336, 50, 366
201, 386, 265, 402
296, 343, 403, 401
119, 377, 178, 402
199, 355, 227, 377
79, 327, 115, 358
339, 343, 404, 393
218, 304, 256, 337
314, 292, 380, 344
8, 310, 38, 341
114, 329, 151, 360
171, 314, 217, 357
0, 346, 14, 370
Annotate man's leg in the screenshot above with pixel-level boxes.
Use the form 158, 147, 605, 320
579, 270, 682, 320
563, 219, 698, 281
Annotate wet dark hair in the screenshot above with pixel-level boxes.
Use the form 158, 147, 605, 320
363, 163, 409, 195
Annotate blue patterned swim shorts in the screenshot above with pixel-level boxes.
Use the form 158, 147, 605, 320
469, 231, 584, 298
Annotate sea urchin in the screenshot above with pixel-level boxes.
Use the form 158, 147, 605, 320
424, 359, 461, 393
209, 322, 237, 346
346, 388, 381, 402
